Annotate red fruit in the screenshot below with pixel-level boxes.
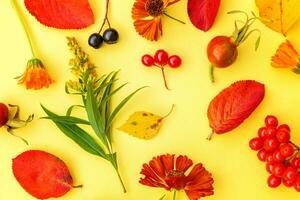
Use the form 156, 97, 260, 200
294, 176, 300, 192
154, 50, 169, 66
283, 167, 298, 182
257, 149, 269, 162
249, 137, 264, 151
266, 154, 274, 163
25, 0, 94, 29
279, 143, 294, 158
141, 54, 154, 67
12, 150, 77, 199
273, 163, 285, 177
0, 103, 9, 127
264, 115, 278, 127
276, 130, 290, 143
207, 36, 238, 68
258, 127, 267, 139
264, 138, 279, 152
168, 55, 182, 68
265, 127, 277, 138
278, 124, 290, 133
291, 158, 300, 168
266, 162, 276, 174
283, 179, 294, 187
207, 80, 265, 139
273, 150, 285, 162
267, 175, 281, 188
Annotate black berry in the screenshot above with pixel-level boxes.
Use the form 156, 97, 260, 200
103, 28, 119, 44
88, 33, 104, 49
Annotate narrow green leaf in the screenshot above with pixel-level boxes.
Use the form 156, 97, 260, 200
255, 35, 261, 51
108, 86, 147, 127
86, 84, 108, 147
66, 104, 85, 116
41, 105, 107, 159
159, 194, 166, 200
41, 115, 90, 125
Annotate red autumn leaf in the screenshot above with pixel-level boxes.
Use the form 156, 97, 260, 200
207, 80, 265, 136
24, 0, 94, 29
188, 0, 221, 31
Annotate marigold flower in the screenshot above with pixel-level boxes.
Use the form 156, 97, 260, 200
16, 58, 53, 90
140, 154, 214, 200
271, 40, 300, 69
132, 0, 183, 41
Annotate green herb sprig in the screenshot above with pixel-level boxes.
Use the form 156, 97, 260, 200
42, 37, 145, 193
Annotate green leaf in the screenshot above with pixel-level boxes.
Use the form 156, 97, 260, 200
108, 86, 147, 127
66, 104, 85, 116
159, 194, 166, 200
86, 83, 108, 147
41, 105, 107, 159
41, 115, 90, 125
255, 35, 261, 51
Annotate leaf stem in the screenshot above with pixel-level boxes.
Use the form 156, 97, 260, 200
162, 104, 175, 119
11, 0, 35, 57
163, 12, 185, 24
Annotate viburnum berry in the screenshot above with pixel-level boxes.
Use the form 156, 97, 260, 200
276, 130, 290, 143
265, 115, 278, 128
249, 137, 264, 151
265, 127, 277, 139
283, 179, 294, 187
154, 49, 169, 66
264, 138, 279, 152
279, 143, 294, 158
266, 155, 274, 163
141, 54, 155, 67
294, 176, 300, 192
273, 163, 285, 177
272, 150, 285, 162
258, 127, 267, 139
266, 162, 276, 174
267, 175, 281, 188
257, 149, 269, 162
283, 167, 298, 182
291, 158, 300, 168
278, 124, 290, 133
168, 55, 182, 68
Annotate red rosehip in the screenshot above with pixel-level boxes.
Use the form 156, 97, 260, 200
291, 158, 300, 168
265, 127, 277, 138
265, 115, 278, 128
267, 175, 281, 188
276, 130, 290, 143
273, 163, 285, 177
283, 167, 298, 182
257, 149, 269, 162
264, 138, 279, 152
249, 137, 264, 151
154, 49, 169, 66
258, 127, 267, 139
279, 143, 294, 158
0, 103, 9, 127
141, 54, 155, 67
168, 55, 182, 68
273, 150, 285, 162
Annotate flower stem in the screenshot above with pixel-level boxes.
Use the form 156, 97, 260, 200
11, 0, 35, 57
163, 12, 185, 24
172, 190, 177, 200
98, 0, 111, 33
160, 67, 170, 90
209, 64, 215, 83
115, 167, 127, 193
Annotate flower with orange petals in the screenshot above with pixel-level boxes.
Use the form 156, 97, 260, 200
132, 0, 184, 41
16, 58, 53, 90
271, 40, 300, 73
139, 154, 214, 200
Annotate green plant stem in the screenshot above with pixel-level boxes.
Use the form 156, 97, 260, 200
11, 0, 35, 57
209, 64, 215, 83
163, 12, 185, 24
109, 156, 127, 193
172, 190, 177, 200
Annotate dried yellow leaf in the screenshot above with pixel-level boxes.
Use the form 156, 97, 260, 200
256, 0, 300, 36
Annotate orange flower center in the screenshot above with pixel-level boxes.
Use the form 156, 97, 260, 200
145, 0, 164, 17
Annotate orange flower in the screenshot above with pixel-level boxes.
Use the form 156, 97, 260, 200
132, 0, 183, 41
16, 58, 53, 90
271, 40, 300, 69
140, 154, 214, 200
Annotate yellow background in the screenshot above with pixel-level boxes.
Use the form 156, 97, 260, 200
1, 0, 300, 199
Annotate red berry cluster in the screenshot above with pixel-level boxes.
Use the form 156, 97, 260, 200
249, 115, 300, 191
141, 49, 182, 90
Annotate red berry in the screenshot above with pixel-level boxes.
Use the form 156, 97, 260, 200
283, 179, 294, 187
0, 103, 8, 127
292, 158, 300, 168
276, 130, 290, 143
168, 55, 182, 68
294, 176, 300, 192
278, 124, 290, 133
249, 137, 264, 151
283, 167, 298, 182
265, 127, 277, 138
264, 138, 279, 152
267, 175, 281, 188
279, 143, 294, 158
257, 149, 269, 162
154, 50, 169, 66
258, 127, 267, 139
273, 163, 285, 177
266, 162, 276, 174
265, 115, 278, 127
273, 150, 285, 162
141, 54, 154, 67
266, 155, 274, 163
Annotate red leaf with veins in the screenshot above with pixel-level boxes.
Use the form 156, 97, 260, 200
207, 80, 265, 134
188, 0, 221, 31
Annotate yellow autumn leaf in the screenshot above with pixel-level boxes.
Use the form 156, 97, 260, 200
256, 0, 300, 36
